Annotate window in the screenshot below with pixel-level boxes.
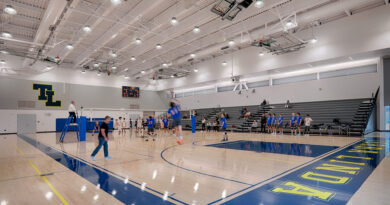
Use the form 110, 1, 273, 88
273, 74, 317, 85
319, 64, 377, 79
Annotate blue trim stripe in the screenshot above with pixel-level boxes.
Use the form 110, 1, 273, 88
160, 145, 253, 186
218, 137, 386, 205
18, 134, 188, 205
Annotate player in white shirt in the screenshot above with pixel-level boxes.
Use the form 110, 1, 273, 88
304, 114, 313, 136
68, 101, 77, 123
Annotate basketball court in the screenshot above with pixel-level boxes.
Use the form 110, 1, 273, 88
1, 0, 390, 204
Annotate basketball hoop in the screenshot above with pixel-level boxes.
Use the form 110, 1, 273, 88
170, 89, 175, 99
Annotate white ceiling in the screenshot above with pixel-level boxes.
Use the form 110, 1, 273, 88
0, 0, 389, 90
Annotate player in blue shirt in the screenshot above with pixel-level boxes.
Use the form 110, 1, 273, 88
162, 116, 169, 134
221, 113, 228, 141
272, 113, 277, 135
191, 110, 197, 145
296, 112, 302, 136
278, 114, 284, 135
266, 113, 272, 134
290, 113, 297, 135
168, 99, 183, 145
146, 116, 155, 141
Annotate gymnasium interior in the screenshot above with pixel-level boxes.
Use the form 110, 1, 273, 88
1, 0, 390, 204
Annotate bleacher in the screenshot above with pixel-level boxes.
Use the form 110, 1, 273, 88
182, 98, 374, 136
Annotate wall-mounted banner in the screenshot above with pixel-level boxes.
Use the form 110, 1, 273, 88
33, 83, 62, 107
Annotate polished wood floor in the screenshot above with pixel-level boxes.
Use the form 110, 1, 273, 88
0, 130, 388, 205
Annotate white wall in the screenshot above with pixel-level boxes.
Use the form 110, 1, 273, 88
178, 72, 379, 109
0, 109, 167, 134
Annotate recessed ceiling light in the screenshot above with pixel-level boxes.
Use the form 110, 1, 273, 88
190, 53, 196, 58
97, 72, 101, 76
29, 48, 34, 52
110, 52, 117, 58
46, 66, 53, 70
130, 56, 136, 61
193, 69, 198, 72
66, 44, 74, 50
112, 66, 117, 70
83, 26, 91, 33
0, 60, 5, 64
170, 17, 178, 25
193, 26, 200, 33
124, 68, 128, 71
135, 38, 142, 44
141, 70, 145, 74
310, 38, 318, 44
81, 70, 86, 74
285, 20, 294, 27
259, 52, 264, 56
0, 50, 9, 54
228, 40, 235, 46
124, 76, 129, 79
93, 63, 99, 68
111, 0, 122, 5
156, 44, 162, 49
4, 5, 17, 15
1, 32, 12, 38
254, 0, 264, 8
162, 63, 168, 67
222, 61, 227, 66
170, 75, 174, 78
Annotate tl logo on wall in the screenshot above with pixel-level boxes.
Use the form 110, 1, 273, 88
33, 83, 61, 107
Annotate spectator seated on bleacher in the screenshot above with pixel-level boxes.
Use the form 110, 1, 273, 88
251, 120, 258, 132
285, 100, 291, 109
244, 111, 251, 119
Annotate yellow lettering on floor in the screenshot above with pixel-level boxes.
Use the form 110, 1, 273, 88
353, 146, 382, 150
328, 159, 366, 166
301, 172, 349, 184
271, 181, 334, 201
348, 149, 378, 154
315, 163, 361, 175
335, 155, 372, 160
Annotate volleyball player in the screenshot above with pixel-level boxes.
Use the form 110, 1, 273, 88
146, 116, 155, 141
278, 114, 284, 134
221, 113, 228, 141
296, 112, 302, 136
168, 99, 183, 145
290, 113, 297, 135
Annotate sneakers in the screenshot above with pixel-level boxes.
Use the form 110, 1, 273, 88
91, 156, 96, 161
105, 156, 112, 160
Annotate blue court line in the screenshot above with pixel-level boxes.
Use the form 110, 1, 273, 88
207, 138, 363, 204
17, 134, 188, 205
160, 144, 253, 186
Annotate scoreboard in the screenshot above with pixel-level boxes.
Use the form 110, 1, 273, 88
122, 86, 140, 98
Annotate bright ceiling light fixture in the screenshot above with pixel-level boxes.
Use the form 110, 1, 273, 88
228, 40, 235, 46
162, 63, 168, 68
310, 38, 318, 44
81, 70, 86, 74
0, 60, 5, 64
124, 76, 129, 79
4, 5, 17, 15
83, 26, 91, 33
46, 66, 53, 70
285, 20, 294, 27
93, 63, 99, 68
190, 53, 196, 58
222, 61, 227, 66
254, 0, 264, 8
112, 66, 117, 70
170, 75, 175, 78
110, 51, 117, 58
66, 44, 74, 50
259, 52, 264, 56
1, 32, 12, 38
0, 50, 9, 54
130, 56, 136, 61
110, 0, 122, 5
193, 26, 200, 33
141, 70, 145, 74
156, 44, 162, 49
170, 17, 178, 25
135, 38, 142, 44
193, 69, 198, 72
97, 72, 101, 76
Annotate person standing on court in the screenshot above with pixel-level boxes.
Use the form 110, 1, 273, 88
260, 113, 267, 133
221, 113, 228, 141
91, 116, 112, 161
68, 101, 77, 123
168, 99, 184, 145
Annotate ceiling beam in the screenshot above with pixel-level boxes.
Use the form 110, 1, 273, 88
1, 0, 45, 13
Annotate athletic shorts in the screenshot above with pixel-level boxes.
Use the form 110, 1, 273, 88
291, 125, 297, 129
172, 118, 182, 127
278, 124, 283, 128
222, 127, 226, 131
164, 125, 168, 129
148, 127, 154, 133
305, 126, 311, 132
